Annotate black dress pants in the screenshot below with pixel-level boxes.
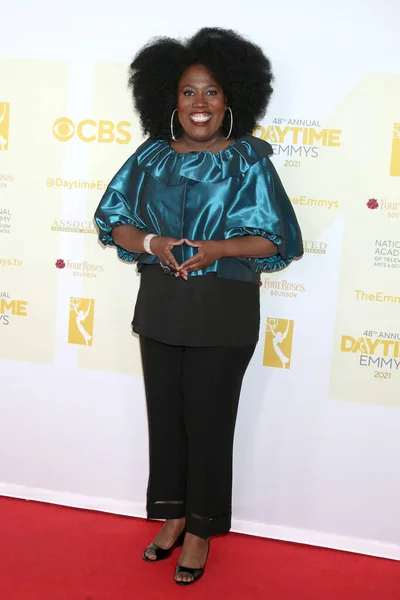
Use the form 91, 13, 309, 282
140, 336, 256, 539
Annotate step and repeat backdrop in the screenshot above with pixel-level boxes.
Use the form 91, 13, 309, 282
1, 1, 399, 558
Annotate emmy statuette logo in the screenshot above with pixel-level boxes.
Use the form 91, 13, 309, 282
390, 123, 400, 177
68, 297, 95, 346
0, 103, 10, 151
263, 318, 294, 369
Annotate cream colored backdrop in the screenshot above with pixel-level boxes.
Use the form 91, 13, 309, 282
1, 0, 399, 560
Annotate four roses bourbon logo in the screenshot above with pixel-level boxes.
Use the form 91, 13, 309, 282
367, 198, 379, 210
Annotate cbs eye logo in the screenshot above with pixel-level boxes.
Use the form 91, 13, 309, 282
52, 118, 132, 144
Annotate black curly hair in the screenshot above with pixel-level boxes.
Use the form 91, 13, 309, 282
129, 27, 273, 140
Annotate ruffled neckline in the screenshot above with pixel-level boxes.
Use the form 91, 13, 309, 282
135, 134, 273, 185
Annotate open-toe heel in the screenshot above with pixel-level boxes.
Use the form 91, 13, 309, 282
174, 539, 210, 586
142, 529, 185, 562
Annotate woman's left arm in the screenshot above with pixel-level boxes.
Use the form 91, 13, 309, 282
179, 236, 277, 274
179, 156, 303, 276
219, 235, 278, 259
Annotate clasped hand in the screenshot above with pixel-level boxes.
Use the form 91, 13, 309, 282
150, 236, 222, 280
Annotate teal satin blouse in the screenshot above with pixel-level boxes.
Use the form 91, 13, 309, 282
94, 134, 303, 283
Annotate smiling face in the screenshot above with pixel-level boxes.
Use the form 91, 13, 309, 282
176, 64, 227, 145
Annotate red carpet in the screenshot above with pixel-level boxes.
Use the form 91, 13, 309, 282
0, 497, 399, 600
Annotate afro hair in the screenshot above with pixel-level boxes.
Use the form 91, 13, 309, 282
129, 27, 273, 140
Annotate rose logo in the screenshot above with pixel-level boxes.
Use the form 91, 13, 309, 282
55, 258, 65, 269
367, 198, 379, 210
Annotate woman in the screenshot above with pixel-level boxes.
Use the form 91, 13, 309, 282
95, 27, 303, 586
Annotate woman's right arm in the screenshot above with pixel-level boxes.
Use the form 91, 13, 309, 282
112, 225, 184, 272
94, 168, 185, 269
111, 224, 147, 254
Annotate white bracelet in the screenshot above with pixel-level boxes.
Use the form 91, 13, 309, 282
143, 233, 157, 255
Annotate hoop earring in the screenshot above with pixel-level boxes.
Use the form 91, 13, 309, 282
224, 107, 233, 139
170, 109, 178, 141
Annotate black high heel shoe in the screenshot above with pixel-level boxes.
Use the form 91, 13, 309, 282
142, 529, 186, 562
174, 539, 210, 586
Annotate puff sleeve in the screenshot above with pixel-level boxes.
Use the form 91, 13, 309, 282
224, 156, 303, 271
94, 156, 149, 263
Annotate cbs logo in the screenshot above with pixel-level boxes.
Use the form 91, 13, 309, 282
52, 118, 132, 144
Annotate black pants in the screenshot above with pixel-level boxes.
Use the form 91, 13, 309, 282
140, 336, 255, 539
